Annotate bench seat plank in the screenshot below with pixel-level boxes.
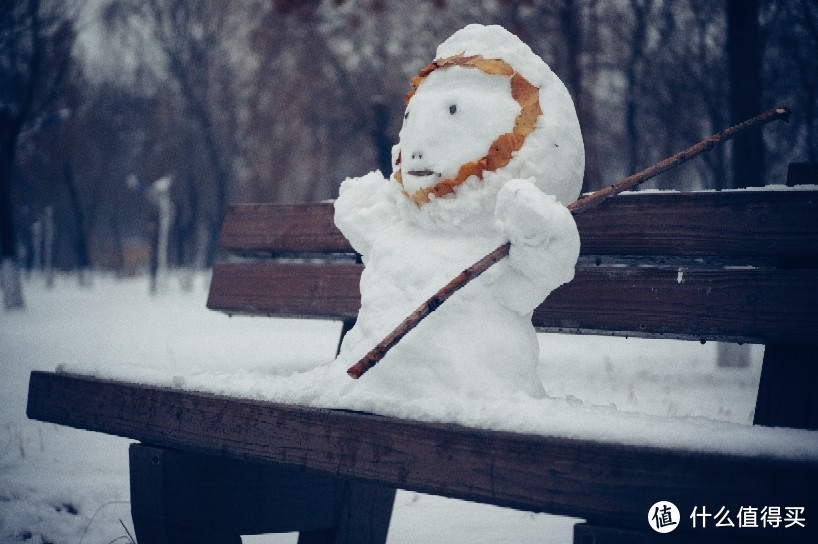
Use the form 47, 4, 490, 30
207, 262, 818, 342
219, 191, 818, 260
27, 371, 818, 542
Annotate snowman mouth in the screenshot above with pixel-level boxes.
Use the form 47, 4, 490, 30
406, 169, 437, 177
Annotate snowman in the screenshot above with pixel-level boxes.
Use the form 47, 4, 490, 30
332, 24, 584, 401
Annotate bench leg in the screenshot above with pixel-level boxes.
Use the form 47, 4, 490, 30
130, 444, 394, 544
334, 481, 396, 544
130, 445, 242, 544
131, 514, 241, 544
754, 342, 818, 430
574, 522, 736, 544
574, 523, 662, 544
297, 481, 396, 544
129, 444, 346, 543
299, 314, 395, 544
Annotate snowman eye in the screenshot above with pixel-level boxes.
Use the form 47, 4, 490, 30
449, 104, 457, 115
404, 110, 409, 120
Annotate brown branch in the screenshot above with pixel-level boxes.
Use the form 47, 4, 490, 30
569, 106, 791, 213
346, 106, 792, 379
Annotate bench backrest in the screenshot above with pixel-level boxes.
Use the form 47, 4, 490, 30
207, 190, 818, 344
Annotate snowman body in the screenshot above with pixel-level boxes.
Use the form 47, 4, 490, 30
332, 24, 584, 400
335, 178, 545, 398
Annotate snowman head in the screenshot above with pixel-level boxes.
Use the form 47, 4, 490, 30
393, 25, 584, 209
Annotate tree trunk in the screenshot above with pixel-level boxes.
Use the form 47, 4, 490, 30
728, 0, 763, 187
559, 0, 601, 192
370, 99, 393, 177
718, 0, 763, 367
0, 115, 25, 309
63, 162, 92, 285
625, 0, 651, 177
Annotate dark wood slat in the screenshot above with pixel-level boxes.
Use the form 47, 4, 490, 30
220, 203, 353, 255
576, 190, 818, 259
536, 266, 818, 342
27, 372, 818, 542
206, 262, 361, 320
219, 191, 818, 260
206, 261, 818, 342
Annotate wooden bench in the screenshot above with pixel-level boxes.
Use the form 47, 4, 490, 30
28, 174, 818, 543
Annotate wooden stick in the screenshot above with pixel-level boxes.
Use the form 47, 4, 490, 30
347, 106, 791, 379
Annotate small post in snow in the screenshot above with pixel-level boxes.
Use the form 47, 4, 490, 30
43, 206, 55, 289
148, 176, 175, 294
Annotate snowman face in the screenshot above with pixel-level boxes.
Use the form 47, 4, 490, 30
398, 66, 521, 196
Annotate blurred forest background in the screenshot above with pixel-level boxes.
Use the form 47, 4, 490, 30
2, 0, 817, 295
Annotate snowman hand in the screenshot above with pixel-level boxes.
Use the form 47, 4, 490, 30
493, 179, 580, 312
496, 179, 576, 251
334, 171, 399, 259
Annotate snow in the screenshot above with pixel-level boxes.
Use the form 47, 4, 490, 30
3, 273, 813, 543
619, 184, 818, 195
61, 334, 818, 462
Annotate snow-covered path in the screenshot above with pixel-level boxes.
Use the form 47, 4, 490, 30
1, 274, 766, 543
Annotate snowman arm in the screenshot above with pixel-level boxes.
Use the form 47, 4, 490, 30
493, 179, 581, 315
333, 171, 398, 259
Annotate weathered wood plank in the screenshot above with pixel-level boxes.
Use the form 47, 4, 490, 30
206, 261, 818, 342
537, 266, 818, 342
206, 262, 361, 320
576, 190, 818, 260
219, 192, 818, 260
220, 203, 354, 255
27, 372, 818, 542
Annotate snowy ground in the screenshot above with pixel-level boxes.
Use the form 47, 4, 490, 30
1, 273, 769, 543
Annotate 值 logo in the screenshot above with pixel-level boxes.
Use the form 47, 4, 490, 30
649, 501, 680, 533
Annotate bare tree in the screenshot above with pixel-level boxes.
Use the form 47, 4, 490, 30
100, 0, 261, 263
728, 0, 763, 187
623, 0, 655, 176
637, 0, 729, 190
1, 0, 75, 308
762, 0, 818, 176
514, 0, 602, 191
144, 0, 252, 260
6, 0, 816, 281
1, 0, 41, 308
